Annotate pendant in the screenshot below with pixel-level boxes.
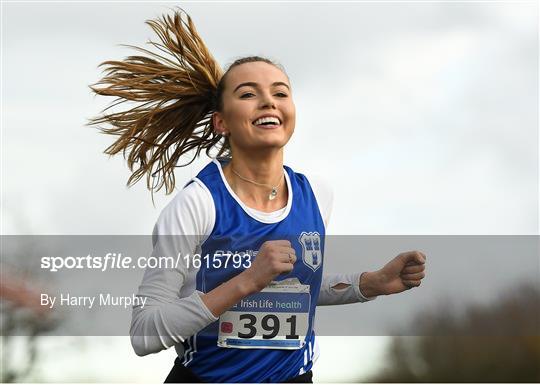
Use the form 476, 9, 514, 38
269, 187, 277, 200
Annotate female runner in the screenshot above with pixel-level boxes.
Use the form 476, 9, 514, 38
89, 10, 427, 383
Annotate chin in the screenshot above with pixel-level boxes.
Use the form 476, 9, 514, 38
252, 138, 289, 151
236, 129, 292, 151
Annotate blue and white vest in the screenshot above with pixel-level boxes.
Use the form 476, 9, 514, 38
181, 158, 325, 383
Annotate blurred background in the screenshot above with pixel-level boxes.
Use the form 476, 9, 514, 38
1, 0, 538, 382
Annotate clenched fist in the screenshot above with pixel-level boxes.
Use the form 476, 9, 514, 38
360, 250, 427, 297
240, 240, 297, 292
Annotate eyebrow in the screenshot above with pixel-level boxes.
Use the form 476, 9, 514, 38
233, 81, 290, 93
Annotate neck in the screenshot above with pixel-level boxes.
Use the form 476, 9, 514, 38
230, 147, 284, 184
222, 148, 287, 209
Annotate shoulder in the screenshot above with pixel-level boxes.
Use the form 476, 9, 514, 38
286, 166, 333, 198
304, 173, 334, 205
289, 167, 334, 229
153, 178, 216, 237
292, 168, 334, 208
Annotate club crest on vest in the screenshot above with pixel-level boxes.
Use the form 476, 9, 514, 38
298, 231, 322, 272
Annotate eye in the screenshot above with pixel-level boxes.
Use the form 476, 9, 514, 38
240, 92, 255, 98
275, 92, 288, 97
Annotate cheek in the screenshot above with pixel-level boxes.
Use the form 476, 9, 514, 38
285, 104, 296, 123
228, 101, 253, 121
222, 107, 246, 131
285, 99, 296, 115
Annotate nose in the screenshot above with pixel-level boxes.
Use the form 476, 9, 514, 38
259, 91, 276, 109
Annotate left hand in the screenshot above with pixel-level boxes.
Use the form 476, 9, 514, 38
361, 251, 427, 296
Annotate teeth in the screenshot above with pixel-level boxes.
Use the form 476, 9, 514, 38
253, 116, 281, 126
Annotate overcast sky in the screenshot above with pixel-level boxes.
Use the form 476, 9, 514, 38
2, 1, 538, 383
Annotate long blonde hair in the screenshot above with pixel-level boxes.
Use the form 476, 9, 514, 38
88, 9, 282, 196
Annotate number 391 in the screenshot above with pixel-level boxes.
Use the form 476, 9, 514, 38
237, 314, 299, 340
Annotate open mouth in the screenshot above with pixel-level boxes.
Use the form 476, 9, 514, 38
252, 116, 282, 129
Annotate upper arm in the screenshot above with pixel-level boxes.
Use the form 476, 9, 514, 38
141, 180, 216, 301
154, 179, 215, 238
306, 173, 334, 230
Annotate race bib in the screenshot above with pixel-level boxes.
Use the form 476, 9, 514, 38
218, 279, 311, 350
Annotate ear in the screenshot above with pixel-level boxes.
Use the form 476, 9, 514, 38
212, 111, 228, 136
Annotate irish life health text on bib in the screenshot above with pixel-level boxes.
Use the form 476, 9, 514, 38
218, 280, 310, 349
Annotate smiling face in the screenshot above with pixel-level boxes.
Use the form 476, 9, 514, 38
213, 61, 296, 155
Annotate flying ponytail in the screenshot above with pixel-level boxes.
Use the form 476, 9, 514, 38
88, 9, 225, 195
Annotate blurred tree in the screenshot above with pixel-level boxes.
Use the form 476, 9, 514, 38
1, 271, 60, 382
366, 282, 540, 382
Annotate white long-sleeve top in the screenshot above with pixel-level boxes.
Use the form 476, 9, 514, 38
130, 172, 376, 357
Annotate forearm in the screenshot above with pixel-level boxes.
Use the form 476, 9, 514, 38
130, 291, 218, 356
199, 272, 257, 317
317, 272, 378, 305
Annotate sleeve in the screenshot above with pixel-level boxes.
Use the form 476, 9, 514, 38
129, 179, 219, 356
307, 174, 378, 306
317, 272, 377, 305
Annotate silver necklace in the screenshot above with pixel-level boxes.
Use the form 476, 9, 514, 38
230, 167, 284, 201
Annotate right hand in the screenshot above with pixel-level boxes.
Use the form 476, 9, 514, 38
241, 240, 297, 293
